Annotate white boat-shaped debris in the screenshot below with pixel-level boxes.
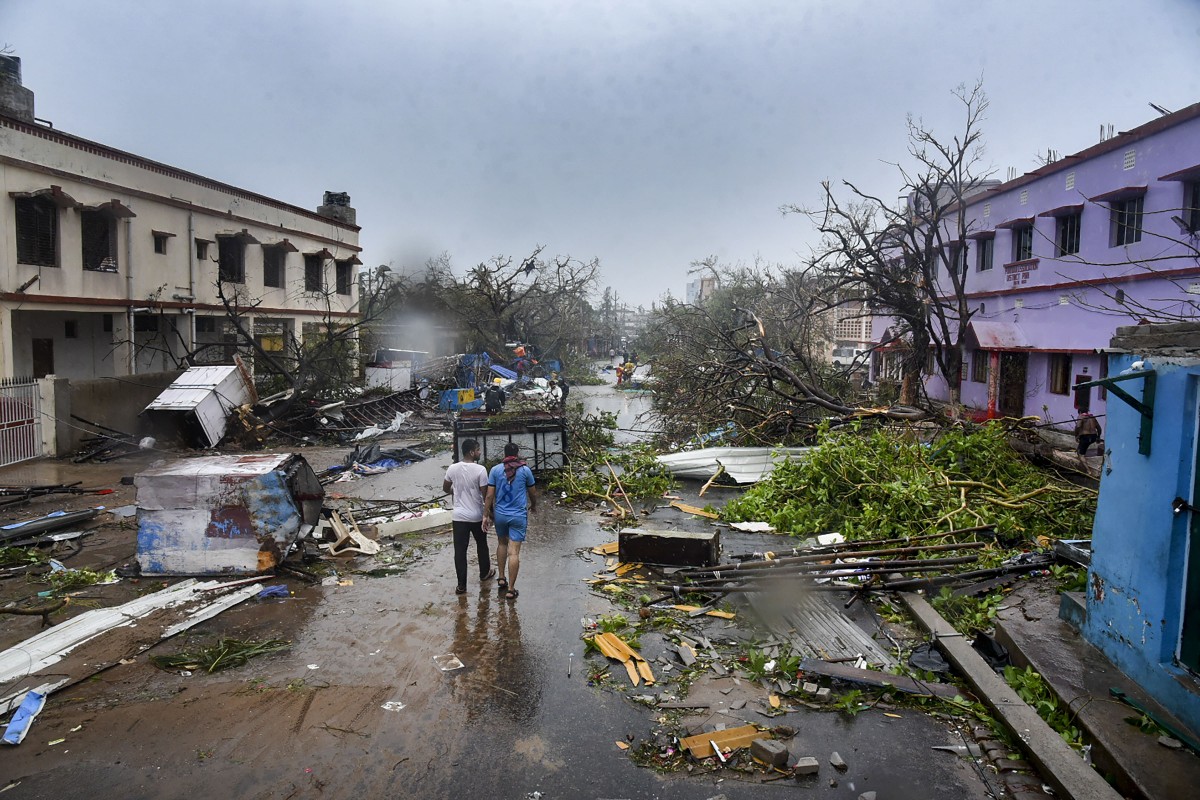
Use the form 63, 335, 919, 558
656, 446, 811, 484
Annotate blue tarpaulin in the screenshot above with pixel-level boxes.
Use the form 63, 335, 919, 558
490, 364, 517, 380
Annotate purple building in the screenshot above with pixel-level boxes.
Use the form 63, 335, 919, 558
879, 103, 1200, 429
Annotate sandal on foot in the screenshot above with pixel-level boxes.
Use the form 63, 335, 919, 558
455, 585, 467, 595
505, 588, 519, 600
497, 578, 509, 590
482, 567, 497, 581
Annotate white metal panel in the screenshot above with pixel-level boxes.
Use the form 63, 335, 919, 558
144, 365, 240, 410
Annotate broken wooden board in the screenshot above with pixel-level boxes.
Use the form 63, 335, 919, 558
619, 527, 720, 567
637, 660, 655, 684
373, 508, 453, 537
671, 604, 736, 619
614, 562, 641, 577
591, 541, 620, 556
798, 658, 962, 699
624, 659, 641, 686
668, 501, 719, 519
599, 632, 645, 663
591, 634, 624, 661
679, 724, 765, 758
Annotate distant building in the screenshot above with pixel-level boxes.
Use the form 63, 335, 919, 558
876, 101, 1200, 427
0, 55, 361, 380
686, 276, 719, 305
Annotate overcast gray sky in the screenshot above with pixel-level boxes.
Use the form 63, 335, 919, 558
4, 0, 1199, 306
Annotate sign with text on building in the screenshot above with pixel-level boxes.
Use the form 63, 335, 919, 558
1004, 260, 1038, 287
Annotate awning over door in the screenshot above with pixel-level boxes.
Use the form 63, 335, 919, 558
965, 320, 1031, 351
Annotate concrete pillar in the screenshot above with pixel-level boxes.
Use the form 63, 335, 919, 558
37, 374, 70, 457
112, 312, 133, 377
0, 306, 13, 378
987, 351, 1001, 419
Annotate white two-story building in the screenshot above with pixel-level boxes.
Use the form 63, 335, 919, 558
0, 56, 361, 381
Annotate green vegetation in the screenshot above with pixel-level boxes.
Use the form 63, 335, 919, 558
37, 566, 116, 593
0, 546, 44, 567
1004, 665, 1083, 748
150, 638, 291, 674
931, 587, 1005, 635
550, 409, 676, 518
723, 422, 1096, 542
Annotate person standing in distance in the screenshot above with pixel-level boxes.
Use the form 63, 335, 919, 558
484, 442, 537, 600
442, 438, 495, 594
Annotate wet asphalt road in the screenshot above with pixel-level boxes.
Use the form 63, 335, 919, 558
0, 376, 993, 799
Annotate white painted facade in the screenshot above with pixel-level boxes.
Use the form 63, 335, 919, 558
0, 113, 361, 380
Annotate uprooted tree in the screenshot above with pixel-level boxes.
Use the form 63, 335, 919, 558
639, 83, 996, 444
641, 258, 925, 446
787, 80, 992, 408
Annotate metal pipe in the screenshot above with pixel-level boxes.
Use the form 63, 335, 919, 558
678, 541, 989, 577
725, 526, 995, 562
187, 211, 197, 352
124, 216, 135, 374
673, 555, 981, 586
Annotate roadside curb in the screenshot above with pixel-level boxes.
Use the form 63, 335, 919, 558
898, 590, 1121, 800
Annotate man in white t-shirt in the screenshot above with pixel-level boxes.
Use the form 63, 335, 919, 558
442, 438, 495, 594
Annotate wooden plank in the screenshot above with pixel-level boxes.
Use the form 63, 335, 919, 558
614, 562, 641, 577
592, 541, 620, 556
669, 501, 719, 519
679, 724, 764, 758
637, 660, 655, 684
590, 634, 624, 661
624, 659, 641, 686
602, 632, 645, 663
670, 604, 736, 619
798, 658, 961, 699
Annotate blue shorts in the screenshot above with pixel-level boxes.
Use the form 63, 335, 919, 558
494, 513, 527, 543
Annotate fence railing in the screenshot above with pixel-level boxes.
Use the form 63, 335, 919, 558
0, 376, 42, 467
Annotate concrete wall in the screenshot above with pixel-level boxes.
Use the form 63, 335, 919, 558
1084, 332, 1200, 734
63, 369, 183, 452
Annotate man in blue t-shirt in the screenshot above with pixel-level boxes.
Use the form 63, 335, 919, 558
484, 442, 537, 600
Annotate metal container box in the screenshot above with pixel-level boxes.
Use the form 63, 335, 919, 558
135, 453, 323, 575
143, 363, 256, 448
618, 528, 720, 567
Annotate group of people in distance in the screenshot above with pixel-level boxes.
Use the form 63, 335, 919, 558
442, 438, 536, 600
482, 371, 570, 414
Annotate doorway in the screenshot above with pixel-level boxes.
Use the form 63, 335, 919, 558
1074, 374, 1092, 414
998, 352, 1027, 418
31, 338, 54, 378
1181, 402, 1200, 673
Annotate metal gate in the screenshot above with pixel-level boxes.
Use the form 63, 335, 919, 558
0, 376, 41, 467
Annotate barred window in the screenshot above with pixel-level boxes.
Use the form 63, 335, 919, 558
1048, 353, 1072, 395
15, 196, 58, 267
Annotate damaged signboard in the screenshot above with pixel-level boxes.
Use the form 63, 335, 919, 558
135, 454, 323, 575
142, 361, 257, 448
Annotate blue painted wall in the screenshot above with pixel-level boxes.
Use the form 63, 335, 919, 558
1084, 353, 1200, 734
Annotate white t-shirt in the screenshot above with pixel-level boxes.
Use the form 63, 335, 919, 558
445, 461, 488, 522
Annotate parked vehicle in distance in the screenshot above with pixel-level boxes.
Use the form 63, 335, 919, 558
831, 347, 867, 367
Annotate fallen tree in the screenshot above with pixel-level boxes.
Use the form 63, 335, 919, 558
722, 421, 1096, 544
